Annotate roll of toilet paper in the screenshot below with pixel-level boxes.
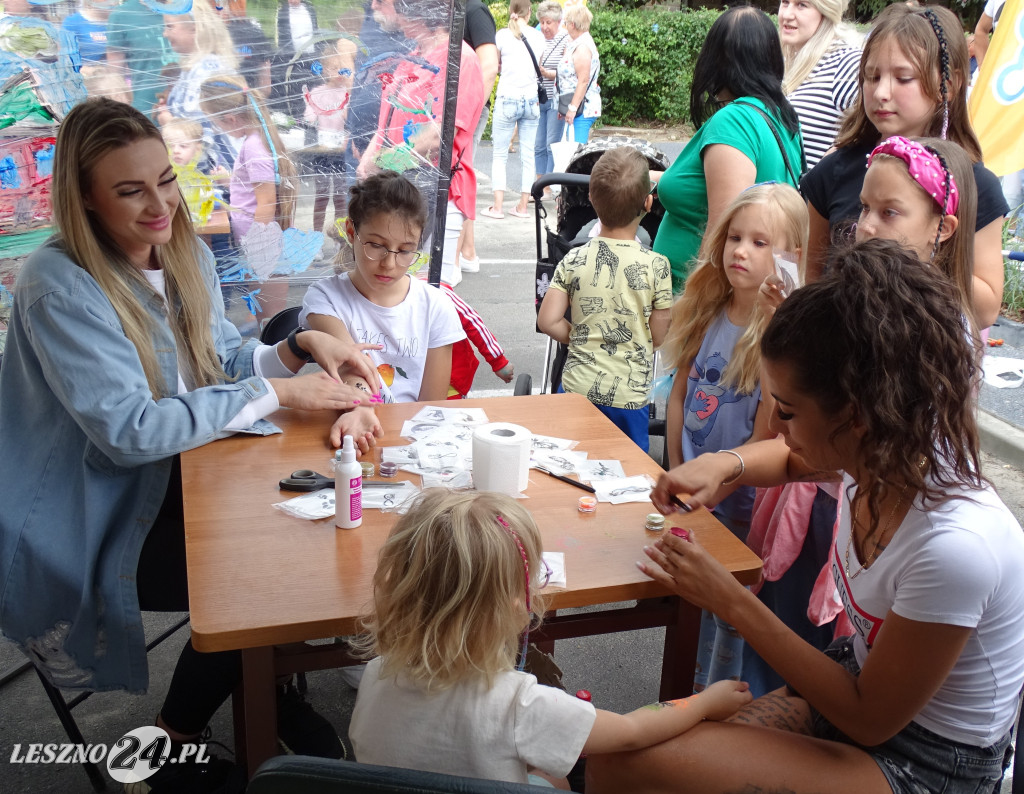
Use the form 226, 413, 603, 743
472, 423, 532, 496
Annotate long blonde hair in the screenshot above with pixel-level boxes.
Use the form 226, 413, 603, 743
663, 183, 809, 395
198, 73, 297, 228
185, 0, 239, 71
782, 0, 860, 95
352, 489, 548, 691
508, 0, 531, 38
52, 98, 227, 397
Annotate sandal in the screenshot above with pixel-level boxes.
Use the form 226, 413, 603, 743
480, 207, 504, 219
508, 207, 531, 218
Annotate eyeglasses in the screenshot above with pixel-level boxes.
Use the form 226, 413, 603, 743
638, 182, 657, 216
354, 232, 420, 267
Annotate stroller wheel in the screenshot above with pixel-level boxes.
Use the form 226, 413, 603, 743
514, 374, 533, 396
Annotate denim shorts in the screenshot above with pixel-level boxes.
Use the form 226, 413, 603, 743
808, 636, 1012, 794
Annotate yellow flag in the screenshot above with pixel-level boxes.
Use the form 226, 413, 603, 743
969, 0, 1024, 176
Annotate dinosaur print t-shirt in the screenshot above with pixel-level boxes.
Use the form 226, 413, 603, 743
681, 310, 760, 527
549, 237, 673, 409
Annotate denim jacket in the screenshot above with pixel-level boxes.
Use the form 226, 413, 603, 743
0, 239, 271, 693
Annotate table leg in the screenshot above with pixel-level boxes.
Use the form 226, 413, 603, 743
236, 647, 278, 779
659, 597, 702, 701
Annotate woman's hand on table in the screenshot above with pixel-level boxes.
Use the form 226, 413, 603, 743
329, 407, 383, 452
638, 527, 747, 618
650, 452, 739, 515
268, 372, 368, 412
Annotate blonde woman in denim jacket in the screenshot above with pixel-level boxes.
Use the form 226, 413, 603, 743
0, 99, 377, 788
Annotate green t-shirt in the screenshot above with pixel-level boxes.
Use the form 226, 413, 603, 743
106, 0, 175, 116
550, 237, 673, 409
653, 98, 803, 292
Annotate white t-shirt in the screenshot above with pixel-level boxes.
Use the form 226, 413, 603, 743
495, 26, 547, 100
832, 474, 1024, 745
140, 268, 279, 430
299, 273, 464, 402
350, 658, 596, 783
288, 4, 313, 53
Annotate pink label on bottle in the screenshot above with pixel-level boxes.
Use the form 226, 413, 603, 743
349, 477, 362, 520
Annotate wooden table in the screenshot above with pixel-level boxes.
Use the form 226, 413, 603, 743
181, 393, 761, 775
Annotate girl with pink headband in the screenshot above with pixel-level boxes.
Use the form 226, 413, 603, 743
801, 2, 1006, 330
857, 135, 978, 319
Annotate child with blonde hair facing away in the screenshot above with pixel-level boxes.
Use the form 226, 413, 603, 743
663, 182, 807, 691
538, 146, 673, 452
349, 489, 753, 786
301, 172, 465, 450
304, 36, 357, 232
199, 73, 298, 322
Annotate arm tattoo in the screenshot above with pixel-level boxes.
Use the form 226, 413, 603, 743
642, 698, 690, 710
726, 692, 813, 734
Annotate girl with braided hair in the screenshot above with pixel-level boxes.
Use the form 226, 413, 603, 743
589, 238, 1024, 794
802, 3, 1008, 329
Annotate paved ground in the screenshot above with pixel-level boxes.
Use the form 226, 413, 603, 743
0, 133, 1020, 792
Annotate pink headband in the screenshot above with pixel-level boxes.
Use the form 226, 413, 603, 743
867, 136, 958, 216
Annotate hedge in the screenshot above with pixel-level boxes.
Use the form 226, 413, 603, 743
489, 4, 722, 126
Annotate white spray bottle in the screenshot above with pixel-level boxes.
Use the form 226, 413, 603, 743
334, 435, 362, 529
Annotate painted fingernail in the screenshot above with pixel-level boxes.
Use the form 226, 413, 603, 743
353, 399, 361, 405
635, 561, 646, 572
670, 528, 690, 540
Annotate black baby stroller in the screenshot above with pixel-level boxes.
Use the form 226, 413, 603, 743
519, 136, 672, 458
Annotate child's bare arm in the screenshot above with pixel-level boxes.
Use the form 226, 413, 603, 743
665, 370, 686, 469
538, 289, 571, 345
251, 182, 277, 225
583, 681, 752, 755
329, 406, 383, 451
649, 308, 671, 348
418, 345, 454, 401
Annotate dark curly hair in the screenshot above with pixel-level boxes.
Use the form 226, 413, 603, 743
761, 238, 982, 529
690, 4, 799, 135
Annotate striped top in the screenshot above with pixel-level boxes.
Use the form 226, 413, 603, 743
539, 31, 569, 98
787, 44, 861, 169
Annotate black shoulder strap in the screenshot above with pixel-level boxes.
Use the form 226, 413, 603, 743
522, 35, 542, 79
731, 100, 806, 188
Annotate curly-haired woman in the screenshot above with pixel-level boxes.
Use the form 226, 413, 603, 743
588, 238, 1024, 794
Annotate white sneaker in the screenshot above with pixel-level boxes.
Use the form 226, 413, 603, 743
460, 255, 481, 273
441, 263, 463, 287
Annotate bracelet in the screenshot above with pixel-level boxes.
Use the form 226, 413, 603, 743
286, 326, 315, 363
568, 104, 578, 112
719, 449, 745, 486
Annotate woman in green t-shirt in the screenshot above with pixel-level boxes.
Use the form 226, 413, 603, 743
652, 6, 803, 292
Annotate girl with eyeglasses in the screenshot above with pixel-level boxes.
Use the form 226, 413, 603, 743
348, 488, 752, 786
300, 171, 466, 450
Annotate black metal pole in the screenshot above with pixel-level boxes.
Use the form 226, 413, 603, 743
428, 0, 467, 287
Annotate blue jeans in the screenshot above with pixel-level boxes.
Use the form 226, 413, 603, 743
810, 637, 1012, 794
571, 115, 597, 145
534, 99, 564, 176
490, 95, 540, 194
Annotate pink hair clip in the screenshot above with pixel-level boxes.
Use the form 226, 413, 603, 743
867, 136, 958, 216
